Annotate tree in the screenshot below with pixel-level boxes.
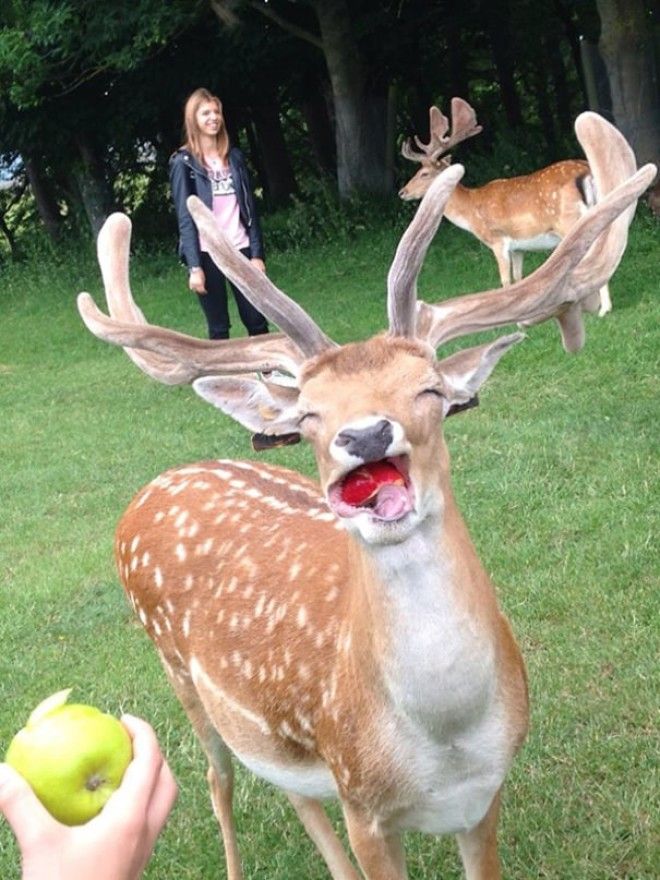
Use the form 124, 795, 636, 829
596, 0, 660, 171
0, 0, 204, 237
210, 0, 393, 198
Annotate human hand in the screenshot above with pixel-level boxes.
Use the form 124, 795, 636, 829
250, 257, 266, 274
188, 267, 207, 293
0, 714, 177, 880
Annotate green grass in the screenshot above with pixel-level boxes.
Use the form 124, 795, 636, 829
0, 209, 658, 879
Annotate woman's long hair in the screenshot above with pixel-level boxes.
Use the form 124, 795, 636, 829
181, 88, 230, 165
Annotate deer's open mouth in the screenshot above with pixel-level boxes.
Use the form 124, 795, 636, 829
327, 456, 414, 521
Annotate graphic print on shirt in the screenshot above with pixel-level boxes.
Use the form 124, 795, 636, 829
211, 171, 236, 197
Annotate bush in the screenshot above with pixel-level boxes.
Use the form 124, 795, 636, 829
262, 176, 408, 252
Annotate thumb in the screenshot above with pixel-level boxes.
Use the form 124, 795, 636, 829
0, 763, 57, 844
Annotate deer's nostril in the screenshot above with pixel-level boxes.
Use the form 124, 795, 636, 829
335, 420, 393, 462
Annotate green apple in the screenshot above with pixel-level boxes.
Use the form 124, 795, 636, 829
5, 688, 133, 826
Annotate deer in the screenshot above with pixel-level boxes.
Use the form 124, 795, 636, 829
399, 97, 614, 317
77, 112, 653, 880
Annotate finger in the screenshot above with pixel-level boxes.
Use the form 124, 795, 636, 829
101, 715, 165, 820
0, 763, 59, 846
132, 760, 178, 876
146, 759, 178, 835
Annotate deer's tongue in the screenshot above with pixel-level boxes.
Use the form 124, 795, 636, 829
370, 483, 411, 519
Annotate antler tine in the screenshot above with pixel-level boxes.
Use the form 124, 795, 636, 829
569, 111, 637, 293
388, 163, 465, 337
401, 99, 482, 165
187, 197, 337, 359
400, 106, 450, 163
78, 213, 306, 384
416, 114, 655, 352
446, 97, 483, 149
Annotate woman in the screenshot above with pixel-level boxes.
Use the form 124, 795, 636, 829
169, 88, 269, 339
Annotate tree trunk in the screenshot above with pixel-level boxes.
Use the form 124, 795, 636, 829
311, 0, 391, 197
596, 0, 660, 172
73, 134, 113, 236
532, 50, 558, 155
24, 158, 63, 242
482, 0, 523, 128
250, 94, 298, 208
445, 0, 470, 101
299, 84, 336, 176
546, 34, 573, 135
552, 0, 589, 104
0, 207, 18, 257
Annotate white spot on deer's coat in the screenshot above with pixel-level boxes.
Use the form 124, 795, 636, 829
154, 567, 164, 588
175, 543, 187, 562
196, 538, 214, 556
254, 593, 267, 617
182, 609, 192, 638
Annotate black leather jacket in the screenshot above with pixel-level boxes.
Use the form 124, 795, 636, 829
169, 146, 265, 267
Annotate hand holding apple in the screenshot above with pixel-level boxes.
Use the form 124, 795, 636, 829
5, 689, 132, 826
0, 711, 177, 880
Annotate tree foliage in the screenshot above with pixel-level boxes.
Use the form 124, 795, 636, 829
0, 0, 656, 256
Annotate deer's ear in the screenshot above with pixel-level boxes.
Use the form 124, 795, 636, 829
192, 376, 302, 442
437, 333, 523, 416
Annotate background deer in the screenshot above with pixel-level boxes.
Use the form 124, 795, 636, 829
400, 97, 613, 317
78, 113, 653, 880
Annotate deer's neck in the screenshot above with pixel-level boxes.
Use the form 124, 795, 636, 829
346, 502, 499, 728
444, 182, 480, 233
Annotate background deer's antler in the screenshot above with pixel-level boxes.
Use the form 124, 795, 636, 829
401, 97, 483, 164
412, 112, 656, 351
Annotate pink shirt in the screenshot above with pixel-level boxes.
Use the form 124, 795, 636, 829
199, 158, 249, 253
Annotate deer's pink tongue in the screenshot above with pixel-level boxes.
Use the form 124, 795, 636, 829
370, 483, 411, 519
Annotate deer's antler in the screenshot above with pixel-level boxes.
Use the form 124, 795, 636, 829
401, 98, 482, 164
187, 197, 336, 358
387, 163, 465, 338
410, 112, 655, 351
77, 205, 336, 385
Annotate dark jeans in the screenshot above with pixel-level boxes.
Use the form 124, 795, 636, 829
197, 248, 269, 340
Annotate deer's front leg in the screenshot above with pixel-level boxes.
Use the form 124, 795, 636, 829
287, 792, 362, 880
342, 805, 408, 880
455, 790, 502, 880
490, 241, 513, 286
510, 250, 524, 282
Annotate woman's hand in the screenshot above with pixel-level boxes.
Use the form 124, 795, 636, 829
188, 267, 207, 293
250, 257, 266, 274
0, 715, 177, 880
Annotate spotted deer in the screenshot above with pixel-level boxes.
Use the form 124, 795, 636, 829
78, 113, 654, 880
400, 97, 614, 316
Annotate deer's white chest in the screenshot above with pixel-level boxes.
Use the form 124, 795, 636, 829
386, 706, 509, 834
370, 535, 511, 833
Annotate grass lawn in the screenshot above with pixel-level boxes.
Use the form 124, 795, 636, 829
0, 208, 658, 879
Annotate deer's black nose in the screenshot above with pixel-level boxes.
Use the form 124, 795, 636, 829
335, 419, 393, 462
